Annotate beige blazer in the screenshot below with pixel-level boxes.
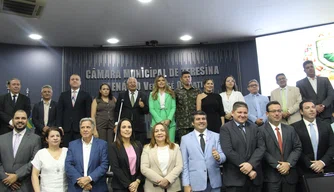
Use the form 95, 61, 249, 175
270, 86, 302, 124
141, 144, 183, 192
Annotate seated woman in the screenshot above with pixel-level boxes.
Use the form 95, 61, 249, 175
31, 127, 68, 192
110, 118, 144, 192
141, 123, 183, 192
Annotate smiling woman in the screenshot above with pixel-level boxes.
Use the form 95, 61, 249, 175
110, 118, 144, 192
31, 127, 68, 192
140, 123, 183, 192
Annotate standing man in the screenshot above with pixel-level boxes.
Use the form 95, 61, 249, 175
291, 100, 334, 191
244, 79, 269, 126
114, 77, 149, 145
270, 73, 302, 125
65, 118, 109, 192
259, 101, 302, 192
0, 78, 31, 135
175, 71, 201, 144
181, 111, 226, 192
32, 85, 57, 142
296, 60, 334, 124
0, 110, 41, 191
220, 101, 266, 192
57, 74, 92, 147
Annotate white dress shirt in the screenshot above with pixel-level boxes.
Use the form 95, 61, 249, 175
307, 76, 317, 94
268, 122, 283, 141
82, 137, 93, 192
159, 92, 166, 109
194, 129, 207, 145
303, 118, 319, 144
12, 128, 27, 152
43, 100, 50, 126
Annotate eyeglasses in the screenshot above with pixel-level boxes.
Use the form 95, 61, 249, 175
277, 77, 286, 81
268, 110, 282, 113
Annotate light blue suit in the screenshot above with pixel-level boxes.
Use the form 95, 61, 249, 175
181, 130, 226, 191
65, 137, 109, 192
244, 93, 269, 123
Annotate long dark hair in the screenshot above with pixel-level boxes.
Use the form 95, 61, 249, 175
115, 118, 138, 149
97, 83, 113, 100
221, 75, 238, 92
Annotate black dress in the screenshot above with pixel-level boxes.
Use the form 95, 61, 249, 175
201, 92, 225, 133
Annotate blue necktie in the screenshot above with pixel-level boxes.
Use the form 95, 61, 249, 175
309, 123, 318, 160
254, 95, 262, 118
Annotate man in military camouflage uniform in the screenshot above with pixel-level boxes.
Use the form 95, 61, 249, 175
175, 71, 201, 144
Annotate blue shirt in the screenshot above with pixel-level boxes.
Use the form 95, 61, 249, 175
244, 93, 269, 123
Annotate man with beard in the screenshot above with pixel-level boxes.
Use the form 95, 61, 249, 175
0, 110, 41, 191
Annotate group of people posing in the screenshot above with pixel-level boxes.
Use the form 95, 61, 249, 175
0, 59, 333, 192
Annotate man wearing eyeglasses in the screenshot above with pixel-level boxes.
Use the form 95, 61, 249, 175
270, 73, 302, 125
259, 101, 302, 192
244, 79, 269, 126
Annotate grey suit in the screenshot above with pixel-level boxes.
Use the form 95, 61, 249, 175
296, 77, 334, 121
0, 129, 41, 191
220, 121, 266, 191
259, 122, 302, 192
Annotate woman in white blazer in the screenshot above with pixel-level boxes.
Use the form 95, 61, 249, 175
141, 123, 183, 192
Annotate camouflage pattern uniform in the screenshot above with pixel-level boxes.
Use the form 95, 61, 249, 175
174, 86, 201, 144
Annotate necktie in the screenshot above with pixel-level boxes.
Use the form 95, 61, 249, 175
275, 127, 283, 157
72, 91, 77, 107
131, 92, 135, 107
12, 94, 17, 105
238, 124, 246, 142
199, 133, 205, 153
309, 123, 318, 160
281, 88, 287, 112
254, 95, 262, 118
13, 133, 21, 158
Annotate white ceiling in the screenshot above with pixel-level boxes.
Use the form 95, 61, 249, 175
0, 0, 333, 47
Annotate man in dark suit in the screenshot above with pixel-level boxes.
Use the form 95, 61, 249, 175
114, 77, 149, 145
220, 101, 266, 192
0, 78, 31, 135
57, 74, 92, 147
296, 60, 334, 124
65, 117, 109, 192
0, 110, 41, 192
259, 101, 302, 192
291, 100, 334, 192
32, 85, 57, 140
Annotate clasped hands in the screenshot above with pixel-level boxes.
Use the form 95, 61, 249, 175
310, 160, 324, 173
77, 176, 92, 190
239, 162, 256, 180
2, 173, 21, 190
277, 161, 290, 175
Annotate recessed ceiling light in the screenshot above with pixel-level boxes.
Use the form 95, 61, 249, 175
29, 34, 42, 40
180, 35, 192, 41
107, 38, 119, 44
138, 0, 152, 3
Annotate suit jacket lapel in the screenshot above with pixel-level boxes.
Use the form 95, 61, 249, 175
77, 140, 84, 170
232, 123, 247, 146
88, 138, 96, 169
281, 125, 288, 154
265, 123, 279, 150
191, 131, 204, 156
8, 132, 14, 159
15, 129, 30, 161
8, 94, 15, 108
303, 78, 317, 98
